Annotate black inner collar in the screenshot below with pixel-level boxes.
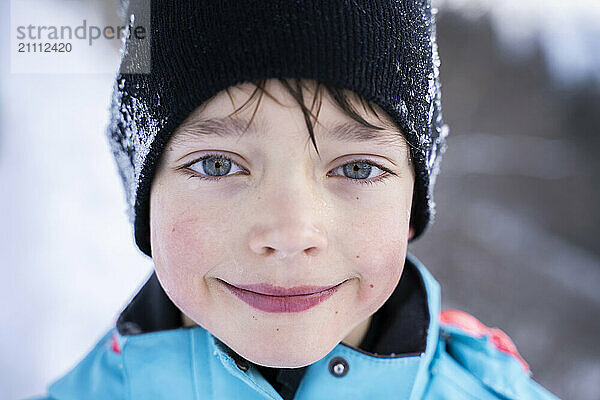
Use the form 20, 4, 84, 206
117, 271, 183, 335
117, 256, 429, 399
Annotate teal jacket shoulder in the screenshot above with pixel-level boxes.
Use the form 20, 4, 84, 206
423, 309, 559, 399
29, 328, 124, 400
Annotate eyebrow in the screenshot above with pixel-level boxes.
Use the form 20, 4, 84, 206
171, 116, 408, 150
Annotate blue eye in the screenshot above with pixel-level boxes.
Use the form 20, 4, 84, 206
328, 160, 393, 186
196, 156, 232, 176
184, 154, 246, 181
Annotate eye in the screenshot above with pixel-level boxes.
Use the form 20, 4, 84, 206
182, 153, 246, 181
328, 160, 394, 185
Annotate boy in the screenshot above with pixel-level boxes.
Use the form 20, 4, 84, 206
35, 1, 560, 399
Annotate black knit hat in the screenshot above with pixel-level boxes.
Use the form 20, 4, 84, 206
107, 0, 449, 258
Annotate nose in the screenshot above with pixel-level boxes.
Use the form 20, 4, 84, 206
249, 223, 327, 259
248, 188, 328, 260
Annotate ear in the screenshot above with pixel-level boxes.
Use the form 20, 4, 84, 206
408, 225, 415, 241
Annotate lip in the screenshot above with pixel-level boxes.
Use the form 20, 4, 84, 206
219, 279, 347, 313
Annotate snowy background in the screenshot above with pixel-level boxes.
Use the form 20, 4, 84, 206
2, 1, 600, 399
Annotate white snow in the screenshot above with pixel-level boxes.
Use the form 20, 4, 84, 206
1, 1, 152, 399
433, 0, 600, 87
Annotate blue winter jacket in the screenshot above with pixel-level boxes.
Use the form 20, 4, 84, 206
31, 252, 560, 399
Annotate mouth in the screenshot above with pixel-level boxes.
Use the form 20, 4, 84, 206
219, 279, 348, 313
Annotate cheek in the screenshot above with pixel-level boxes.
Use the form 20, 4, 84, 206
154, 214, 210, 270
150, 178, 237, 273
356, 239, 406, 307
150, 206, 227, 312
346, 207, 410, 306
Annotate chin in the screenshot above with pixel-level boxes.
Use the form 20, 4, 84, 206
246, 351, 327, 368
233, 338, 334, 368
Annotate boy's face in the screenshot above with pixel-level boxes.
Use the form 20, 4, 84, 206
150, 79, 415, 368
